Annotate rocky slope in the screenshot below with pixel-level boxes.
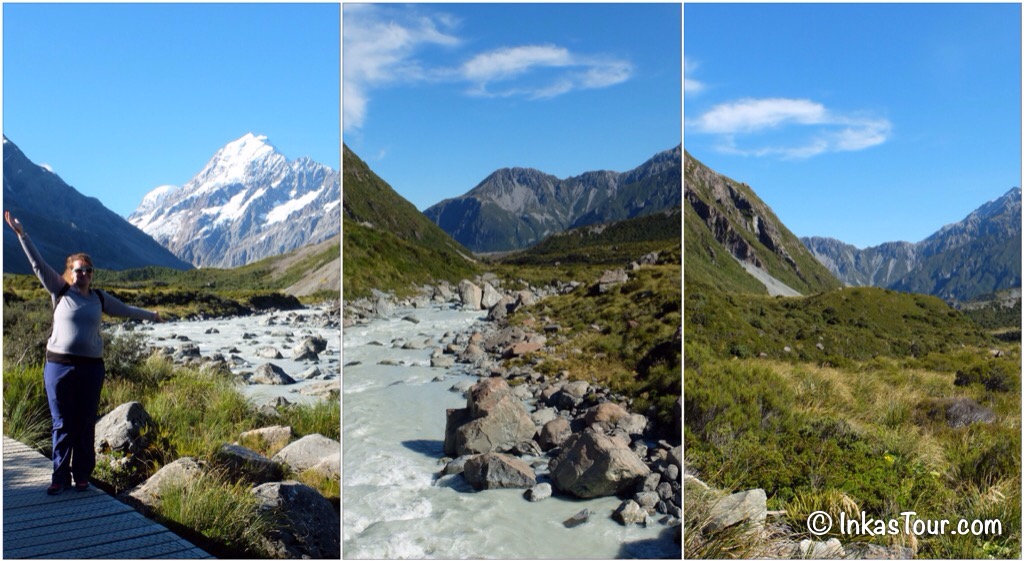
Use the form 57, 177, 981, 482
424, 146, 682, 253
3, 136, 193, 275
129, 133, 340, 269
802, 187, 1022, 302
684, 151, 841, 296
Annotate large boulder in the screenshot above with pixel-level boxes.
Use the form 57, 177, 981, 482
463, 452, 537, 490
445, 378, 535, 456
480, 282, 503, 310
252, 481, 340, 559
459, 280, 483, 310
272, 434, 340, 472
120, 457, 203, 515
454, 398, 536, 456
548, 428, 650, 499
94, 401, 156, 455
214, 444, 282, 485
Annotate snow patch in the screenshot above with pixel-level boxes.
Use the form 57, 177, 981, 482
265, 187, 323, 225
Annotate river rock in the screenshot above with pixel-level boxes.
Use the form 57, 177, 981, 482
459, 280, 483, 310
256, 346, 283, 359
617, 413, 649, 436
431, 355, 456, 368
445, 378, 536, 456
613, 499, 648, 525
524, 482, 552, 502
463, 452, 537, 490
458, 343, 487, 364
214, 444, 282, 485
583, 402, 630, 427
538, 417, 572, 451
563, 509, 592, 528
120, 457, 203, 515
94, 401, 156, 455
272, 434, 340, 472
530, 407, 559, 427
252, 481, 340, 559
251, 363, 297, 385
481, 282, 503, 309
549, 428, 650, 499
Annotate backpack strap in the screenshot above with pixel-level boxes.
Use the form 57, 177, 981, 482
53, 283, 71, 310
53, 283, 106, 313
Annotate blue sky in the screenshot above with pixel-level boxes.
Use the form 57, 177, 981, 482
685, 3, 1021, 249
343, 3, 681, 211
3, 3, 340, 218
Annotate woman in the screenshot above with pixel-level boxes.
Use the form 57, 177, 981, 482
5, 210, 163, 495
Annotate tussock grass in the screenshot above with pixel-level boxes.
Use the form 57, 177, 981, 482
155, 468, 279, 558
686, 342, 1021, 558
2, 365, 52, 453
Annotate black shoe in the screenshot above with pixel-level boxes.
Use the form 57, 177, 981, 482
46, 483, 64, 495
74, 481, 89, 492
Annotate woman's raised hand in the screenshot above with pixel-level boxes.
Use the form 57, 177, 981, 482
4, 211, 24, 236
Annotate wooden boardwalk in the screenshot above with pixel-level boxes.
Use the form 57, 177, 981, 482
3, 437, 214, 559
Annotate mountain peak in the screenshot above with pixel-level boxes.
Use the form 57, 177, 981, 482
192, 133, 286, 191
129, 135, 339, 268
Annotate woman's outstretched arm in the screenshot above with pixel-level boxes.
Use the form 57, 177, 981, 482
5, 210, 65, 295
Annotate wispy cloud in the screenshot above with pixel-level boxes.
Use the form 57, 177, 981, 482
690, 97, 891, 159
343, 5, 460, 132
684, 57, 705, 94
343, 5, 633, 132
461, 45, 631, 99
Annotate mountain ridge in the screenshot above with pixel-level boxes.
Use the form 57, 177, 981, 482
802, 186, 1022, 302
424, 146, 682, 253
3, 136, 193, 275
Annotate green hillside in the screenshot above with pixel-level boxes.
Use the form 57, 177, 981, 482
684, 154, 1021, 559
342, 144, 478, 298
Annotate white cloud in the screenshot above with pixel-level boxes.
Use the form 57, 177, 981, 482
343, 5, 460, 132
343, 6, 633, 131
690, 97, 891, 159
684, 57, 705, 94
461, 45, 631, 99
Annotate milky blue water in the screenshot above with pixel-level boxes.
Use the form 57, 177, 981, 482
342, 306, 679, 559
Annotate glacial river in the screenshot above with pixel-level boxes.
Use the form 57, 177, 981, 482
342, 306, 679, 559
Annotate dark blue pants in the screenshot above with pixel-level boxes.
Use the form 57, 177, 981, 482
43, 361, 105, 486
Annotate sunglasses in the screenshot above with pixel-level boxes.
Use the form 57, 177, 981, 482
73, 267, 94, 274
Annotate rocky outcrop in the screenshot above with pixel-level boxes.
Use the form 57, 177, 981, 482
252, 481, 341, 559
548, 428, 651, 499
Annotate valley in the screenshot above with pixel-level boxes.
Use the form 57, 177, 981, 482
683, 153, 1021, 559
342, 144, 683, 558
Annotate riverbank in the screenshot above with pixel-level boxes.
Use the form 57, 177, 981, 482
343, 273, 681, 558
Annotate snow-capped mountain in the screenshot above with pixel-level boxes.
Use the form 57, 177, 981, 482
129, 133, 340, 268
